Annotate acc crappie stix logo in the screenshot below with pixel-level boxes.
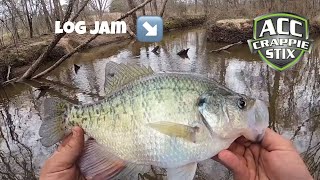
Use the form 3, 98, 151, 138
248, 13, 313, 71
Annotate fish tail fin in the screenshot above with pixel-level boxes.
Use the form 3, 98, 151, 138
39, 98, 69, 147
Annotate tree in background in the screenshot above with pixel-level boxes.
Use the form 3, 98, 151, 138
90, 0, 111, 20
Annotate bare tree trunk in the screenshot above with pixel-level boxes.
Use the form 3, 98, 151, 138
74, 0, 79, 13
32, 0, 154, 79
150, 2, 153, 14
58, 1, 65, 20
2, 0, 20, 42
40, 0, 53, 32
152, 0, 158, 14
159, 0, 169, 17
195, 0, 198, 13
49, 0, 54, 17
79, 0, 88, 20
53, 0, 62, 20
23, 0, 33, 38
203, 0, 209, 17
140, 0, 146, 15
127, 0, 137, 32
0, 18, 15, 44
7, 0, 28, 29
19, 0, 80, 81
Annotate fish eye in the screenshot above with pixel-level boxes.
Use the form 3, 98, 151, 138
198, 97, 206, 107
237, 98, 246, 109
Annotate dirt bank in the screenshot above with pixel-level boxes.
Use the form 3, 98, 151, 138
164, 15, 207, 31
207, 18, 320, 43
207, 19, 252, 43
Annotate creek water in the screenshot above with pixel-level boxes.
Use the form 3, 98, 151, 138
0, 28, 319, 179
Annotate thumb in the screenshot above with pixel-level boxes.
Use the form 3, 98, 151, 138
261, 128, 294, 151
54, 126, 85, 165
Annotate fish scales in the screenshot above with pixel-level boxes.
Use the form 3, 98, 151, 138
67, 73, 225, 167
40, 63, 269, 179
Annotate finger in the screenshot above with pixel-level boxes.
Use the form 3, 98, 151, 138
248, 144, 261, 159
53, 126, 85, 164
228, 142, 246, 156
261, 128, 294, 151
235, 136, 252, 147
244, 148, 256, 178
217, 150, 248, 178
58, 134, 73, 150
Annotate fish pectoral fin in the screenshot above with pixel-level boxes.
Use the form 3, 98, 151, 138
79, 139, 126, 179
148, 121, 200, 142
166, 162, 197, 180
79, 139, 151, 180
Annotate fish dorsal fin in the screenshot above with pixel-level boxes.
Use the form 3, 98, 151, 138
104, 61, 154, 95
166, 162, 197, 180
148, 121, 200, 143
79, 139, 151, 180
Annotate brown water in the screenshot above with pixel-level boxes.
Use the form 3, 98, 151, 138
0, 28, 319, 179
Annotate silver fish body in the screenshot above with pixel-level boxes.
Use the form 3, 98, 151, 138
67, 73, 268, 168
39, 62, 269, 179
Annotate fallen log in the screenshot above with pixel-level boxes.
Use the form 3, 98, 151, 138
18, 0, 90, 81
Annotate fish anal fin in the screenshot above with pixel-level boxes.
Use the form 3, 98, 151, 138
79, 139, 126, 180
166, 162, 197, 180
148, 121, 200, 143
79, 139, 151, 180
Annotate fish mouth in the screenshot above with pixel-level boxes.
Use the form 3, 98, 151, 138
244, 99, 269, 142
255, 132, 265, 142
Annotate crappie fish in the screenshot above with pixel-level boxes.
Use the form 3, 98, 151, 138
39, 62, 269, 180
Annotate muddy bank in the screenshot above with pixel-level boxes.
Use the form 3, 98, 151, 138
207, 19, 252, 43
164, 15, 207, 31
207, 17, 320, 43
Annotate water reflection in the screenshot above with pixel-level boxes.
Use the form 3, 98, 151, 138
0, 28, 319, 179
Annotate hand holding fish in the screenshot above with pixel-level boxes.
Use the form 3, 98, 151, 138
216, 128, 313, 180
39, 127, 86, 180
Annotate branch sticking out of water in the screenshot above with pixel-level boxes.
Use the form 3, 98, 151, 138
210, 41, 243, 53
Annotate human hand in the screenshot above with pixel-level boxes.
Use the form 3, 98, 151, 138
40, 126, 86, 180
215, 128, 312, 180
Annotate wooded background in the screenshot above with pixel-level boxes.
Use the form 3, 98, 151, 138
1, 0, 320, 47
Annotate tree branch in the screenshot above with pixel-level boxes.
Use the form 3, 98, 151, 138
32, 0, 153, 79
17, 0, 90, 81
210, 41, 243, 53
